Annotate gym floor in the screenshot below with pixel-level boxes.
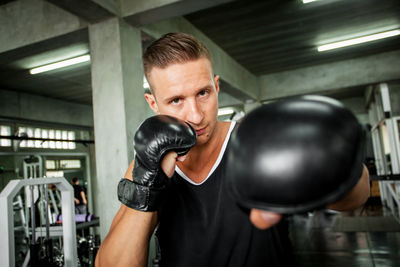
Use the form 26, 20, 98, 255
14, 198, 400, 266
290, 199, 400, 267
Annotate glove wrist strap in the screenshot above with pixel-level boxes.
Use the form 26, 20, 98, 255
117, 178, 165, 211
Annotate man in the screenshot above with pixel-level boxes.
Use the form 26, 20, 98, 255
72, 177, 87, 214
95, 33, 370, 266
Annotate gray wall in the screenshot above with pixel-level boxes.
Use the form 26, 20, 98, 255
0, 88, 93, 127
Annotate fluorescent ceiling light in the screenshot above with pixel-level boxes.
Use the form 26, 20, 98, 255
318, 29, 400, 52
30, 54, 90, 74
302, 0, 319, 3
218, 107, 235, 116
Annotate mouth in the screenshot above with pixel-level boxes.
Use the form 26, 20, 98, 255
195, 127, 207, 136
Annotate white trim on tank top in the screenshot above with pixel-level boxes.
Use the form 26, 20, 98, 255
175, 121, 237, 186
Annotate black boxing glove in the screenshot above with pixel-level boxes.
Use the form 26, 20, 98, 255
118, 115, 197, 211
227, 95, 365, 214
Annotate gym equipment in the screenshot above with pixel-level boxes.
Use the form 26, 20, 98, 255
56, 213, 96, 223
0, 177, 78, 267
368, 83, 400, 220
77, 235, 99, 267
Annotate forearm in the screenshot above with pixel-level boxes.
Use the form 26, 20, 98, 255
327, 164, 370, 211
96, 114, 195, 266
96, 208, 157, 267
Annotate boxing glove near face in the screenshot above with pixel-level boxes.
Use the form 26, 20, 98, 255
118, 115, 197, 211
227, 95, 365, 214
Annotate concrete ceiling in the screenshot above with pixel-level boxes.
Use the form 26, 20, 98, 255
0, 28, 92, 104
185, 0, 400, 75
0, 0, 399, 105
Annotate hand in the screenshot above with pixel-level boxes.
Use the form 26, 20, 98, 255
250, 209, 282, 230
74, 198, 80, 205
124, 150, 186, 183
160, 151, 188, 178
118, 115, 197, 211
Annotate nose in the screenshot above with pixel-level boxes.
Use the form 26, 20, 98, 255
185, 99, 203, 125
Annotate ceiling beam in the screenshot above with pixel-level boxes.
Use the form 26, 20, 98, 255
0, 0, 15, 6
122, 0, 235, 26
0, 29, 88, 67
0, 0, 87, 54
44, 0, 118, 23
259, 50, 400, 101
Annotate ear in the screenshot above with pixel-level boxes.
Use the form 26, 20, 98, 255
214, 75, 220, 94
144, 93, 159, 114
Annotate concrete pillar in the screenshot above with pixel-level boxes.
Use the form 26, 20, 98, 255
89, 18, 151, 239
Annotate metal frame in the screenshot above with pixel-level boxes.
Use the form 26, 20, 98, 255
368, 84, 400, 220
0, 151, 94, 215
23, 155, 42, 179
389, 116, 400, 174
0, 177, 78, 267
23, 155, 45, 235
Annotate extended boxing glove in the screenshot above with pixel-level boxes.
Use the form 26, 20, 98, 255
118, 115, 197, 211
227, 95, 365, 214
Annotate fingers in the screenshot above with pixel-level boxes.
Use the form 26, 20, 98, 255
161, 151, 179, 178
250, 209, 282, 230
177, 154, 188, 162
126, 151, 186, 181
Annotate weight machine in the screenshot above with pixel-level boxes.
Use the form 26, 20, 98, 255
0, 177, 78, 267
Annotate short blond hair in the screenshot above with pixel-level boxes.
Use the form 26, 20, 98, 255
143, 33, 211, 91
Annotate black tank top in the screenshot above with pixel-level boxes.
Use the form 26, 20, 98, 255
156, 122, 293, 267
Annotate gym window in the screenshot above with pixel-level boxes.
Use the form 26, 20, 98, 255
46, 160, 56, 169
46, 170, 64, 178
0, 125, 12, 147
18, 126, 76, 150
46, 159, 81, 170
60, 159, 81, 169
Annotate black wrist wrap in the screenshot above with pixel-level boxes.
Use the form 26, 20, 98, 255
118, 178, 166, 211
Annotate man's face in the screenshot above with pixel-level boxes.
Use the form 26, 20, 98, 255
145, 58, 220, 146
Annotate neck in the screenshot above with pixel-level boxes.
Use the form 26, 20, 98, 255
178, 121, 230, 174
192, 121, 224, 155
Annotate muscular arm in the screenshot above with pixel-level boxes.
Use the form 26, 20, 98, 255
326, 164, 370, 211
95, 160, 158, 267
95, 115, 195, 266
